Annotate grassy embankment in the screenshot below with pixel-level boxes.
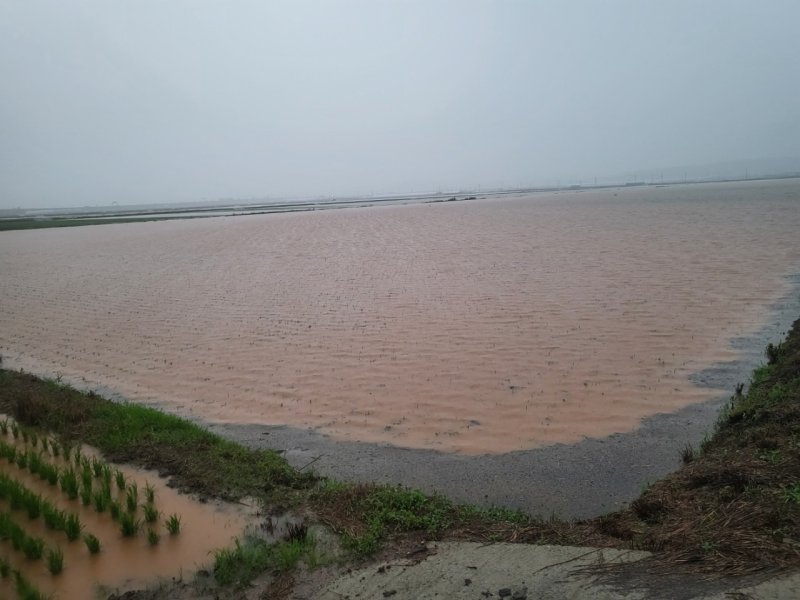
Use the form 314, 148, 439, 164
1, 318, 799, 592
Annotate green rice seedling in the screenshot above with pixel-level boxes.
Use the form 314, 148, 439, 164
40, 437, 48, 453
46, 546, 64, 574
147, 529, 160, 546
115, 469, 126, 490
61, 443, 72, 463
9, 483, 24, 510
92, 456, 104, 478
64, 513, 82, 541
142, 503, 159, 524
165, 513, 181, 535
126, 482, 138, 512
81, 465, 93, 490
144, 481, 156, 504
11, 422, 19, 439
79, 454, 90, 472
29, 431, 38, 448
21, 428, 29, 444
101, 464, 112, 488
93, 490, 108, 513
80, 485, 92, 507
22, 535, 45, 560
51, 441, 60, 458
84, 533, 101, 554
10, 521, 26, 550
120, 511, 140, 537
15, 449, 27, 469
42, 504, 65, 530
43, 464, 59, 486
24, 491, 42, 519
0, 418, 8, 435
109, 500, 122, 521
14, 571, 48, 600
27, 451, 43, 476
60, 468, 79, 500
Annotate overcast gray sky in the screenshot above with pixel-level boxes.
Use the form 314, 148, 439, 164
1, 1, 798, 208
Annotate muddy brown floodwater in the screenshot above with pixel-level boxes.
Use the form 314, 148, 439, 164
0, 419, 251, 599
1, 180, 800, 454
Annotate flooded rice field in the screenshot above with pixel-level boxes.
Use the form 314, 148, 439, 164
0, 416, 250, 599
1, 179, 799, 454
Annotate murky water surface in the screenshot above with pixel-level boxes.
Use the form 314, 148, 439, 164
1, 180, 800, 454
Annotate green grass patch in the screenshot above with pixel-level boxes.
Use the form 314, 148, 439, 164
213, 535, 315, 587
0, 370, 314, 501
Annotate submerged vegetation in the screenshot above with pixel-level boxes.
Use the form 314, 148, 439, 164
0, 317, 799, 595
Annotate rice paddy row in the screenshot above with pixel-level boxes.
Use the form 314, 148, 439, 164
0, 415, 183, 593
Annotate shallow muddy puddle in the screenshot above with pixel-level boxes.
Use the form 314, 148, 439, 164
1, 180, 800, 454
0, 416, 253, 599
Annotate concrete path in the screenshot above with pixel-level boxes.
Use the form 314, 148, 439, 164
309, 542, 800, 600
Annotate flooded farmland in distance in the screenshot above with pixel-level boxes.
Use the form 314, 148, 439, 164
1, 179, 800, 454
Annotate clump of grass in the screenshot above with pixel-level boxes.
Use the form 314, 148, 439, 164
109, 500, 122, 521
46, 546, 64, 574
80, 485, 92, 507
84, 533, 101, 554
165, 513, 181, 535
213, 535, 315, 586
11, 422, 19, 439
115, 470, 126, 491
213, 538, 272, 586
147, 529, 160, 546
0, 418, 7, 435
0, 556, 9, 578
681, 443, 696, 464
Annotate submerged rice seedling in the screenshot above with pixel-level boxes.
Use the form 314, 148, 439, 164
22, 535, 45, 560
126, 482, 138, 512
64, 513, 82, 541
165, 513, 182, 535
46, 546, 64, 574
109, 500, 122, 521
93, 490, 108, 513
142, 503, 159, 524
147, 529, 160, 546
144, 481, 156, 504
80, 485, 92, 506
84, 532, 101, 554
120, 511, 140, 537
92, 456, 104, 478
60, 468, 79, 500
